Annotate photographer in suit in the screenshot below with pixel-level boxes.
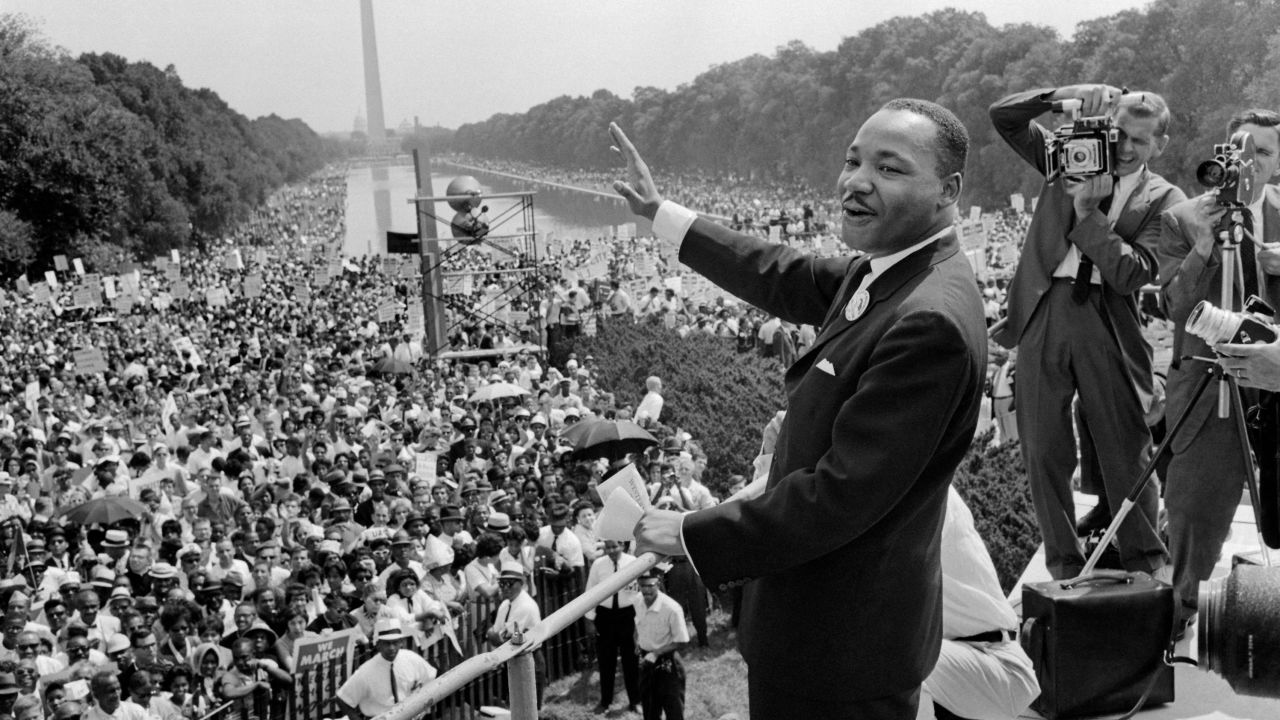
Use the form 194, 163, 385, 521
612, 96, 987, 719
1160, 109, 1280, 627
990, 84, 1183, 580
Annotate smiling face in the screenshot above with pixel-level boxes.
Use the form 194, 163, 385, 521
1112, 107, 1168, 177
836, 108, 960, 256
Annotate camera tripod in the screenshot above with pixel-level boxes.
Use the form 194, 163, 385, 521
1081, 205, 1273, 575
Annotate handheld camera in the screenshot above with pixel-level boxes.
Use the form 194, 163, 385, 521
1043, 97, 1120, 183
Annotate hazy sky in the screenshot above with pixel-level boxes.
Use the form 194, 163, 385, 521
9, 0, 1149, 134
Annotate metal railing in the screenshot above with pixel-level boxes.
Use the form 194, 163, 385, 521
377, 552, 661, 720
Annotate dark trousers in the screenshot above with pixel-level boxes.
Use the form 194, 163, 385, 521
748, 670, 919, 720
664, 560, 708, 645
595, 605, 639, 706
639, 653, 684, 720
1016, 281, 1167, 578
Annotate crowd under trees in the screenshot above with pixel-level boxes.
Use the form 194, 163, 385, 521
0, 15, 338, 276
448, 0, 1280, 210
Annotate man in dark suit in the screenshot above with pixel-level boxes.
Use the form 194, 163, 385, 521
1158, 109, 1280, 625
990, 84, 1182, 579
612, 98, 988, 719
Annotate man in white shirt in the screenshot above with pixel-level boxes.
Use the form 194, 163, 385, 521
337, 619, 436, 720
536, 504, 584, 581
633, 572, 689, 720
585, 540, 640, 714
927, 486, 1039, 720
487, 562, 545, 708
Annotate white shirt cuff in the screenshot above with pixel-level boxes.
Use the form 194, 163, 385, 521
652, 201, 698, 246
677, 511, 702, 578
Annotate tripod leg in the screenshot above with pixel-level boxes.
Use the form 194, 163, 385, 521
1081, 367, 1216, 576
1226, 377, 1274, 566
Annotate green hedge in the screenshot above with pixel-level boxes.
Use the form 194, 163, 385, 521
952, 434, 1039, 592
561, 320, 783, 498
565, 321, 1037, 591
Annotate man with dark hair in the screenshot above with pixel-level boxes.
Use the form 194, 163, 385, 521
1158, 107, 1280, 629
990, 84, 1182, 580
615, 95, 987, 719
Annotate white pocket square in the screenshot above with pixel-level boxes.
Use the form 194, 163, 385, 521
816, 359, 836, 376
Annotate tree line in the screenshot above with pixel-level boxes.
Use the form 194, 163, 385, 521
0, 15, 340, 275
445, 0, 1280, 210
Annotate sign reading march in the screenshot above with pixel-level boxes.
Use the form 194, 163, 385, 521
291, 629, 358, 720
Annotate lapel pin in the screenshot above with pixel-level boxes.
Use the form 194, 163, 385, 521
845, 290, 870, 322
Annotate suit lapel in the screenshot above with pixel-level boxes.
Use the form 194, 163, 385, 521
794, 233, 960, 367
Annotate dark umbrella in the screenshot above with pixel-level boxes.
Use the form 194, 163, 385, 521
369, 356, 414, 377
57, 496, 149, 525
563, 419, 658, 462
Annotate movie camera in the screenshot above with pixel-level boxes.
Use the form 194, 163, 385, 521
1196, 130, 1259, 207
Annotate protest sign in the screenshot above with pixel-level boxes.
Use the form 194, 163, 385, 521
114, 296, 134, 315
53, 255, 68, 271
171, 281, 191, 301
206, 287, 228, 307
415, 451, 437, 484
1010, 193, 1025, 213
377, 300, 399, 323
45, 271, 58, 288
31, 283, 50, 303
73, 348, 109, 375
243, 274, 263, 299
103, 277, 117, 299
171, 249, 181, 264
72, 286, 100, 309
73, 258, 85, 275
165, 265, 181, 283
224, 249, 243, 271
290, 630, 358, 720
15, 275, 29, 294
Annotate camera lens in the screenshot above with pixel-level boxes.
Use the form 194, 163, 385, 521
1070, 148, 1091, 164
1198, 565, 1280, 698
1197, 160, 1227, 188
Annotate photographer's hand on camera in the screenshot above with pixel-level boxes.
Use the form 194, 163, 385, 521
1063, 174, 1114, 222
1188, 193, 1230, 260
1216, 340, 1280, 392
1051, 84, 1123, 117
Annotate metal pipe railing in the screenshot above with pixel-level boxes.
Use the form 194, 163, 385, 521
375, 551, 661, 720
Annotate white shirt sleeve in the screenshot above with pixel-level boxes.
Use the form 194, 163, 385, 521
651, 201, 698, 246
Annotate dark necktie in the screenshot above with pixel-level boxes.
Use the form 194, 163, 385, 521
1239, 210, 1259, 303
611, 557, 619, 609
389, 658, 398, 702
1072, 191, 1114, 304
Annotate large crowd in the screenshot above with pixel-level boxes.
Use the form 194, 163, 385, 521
0, 146, 1049, 720
0, 166, 765, 720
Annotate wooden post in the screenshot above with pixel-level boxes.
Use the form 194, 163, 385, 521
507, 649, 538, 720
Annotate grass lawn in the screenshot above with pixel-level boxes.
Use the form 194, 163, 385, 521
541, 609, 748, 720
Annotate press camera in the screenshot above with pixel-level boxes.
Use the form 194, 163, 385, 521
1043, 98, 1120, 183
1196, 130, 1259, 207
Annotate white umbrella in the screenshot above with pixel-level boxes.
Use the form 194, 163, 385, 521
468, 382, 529, 404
